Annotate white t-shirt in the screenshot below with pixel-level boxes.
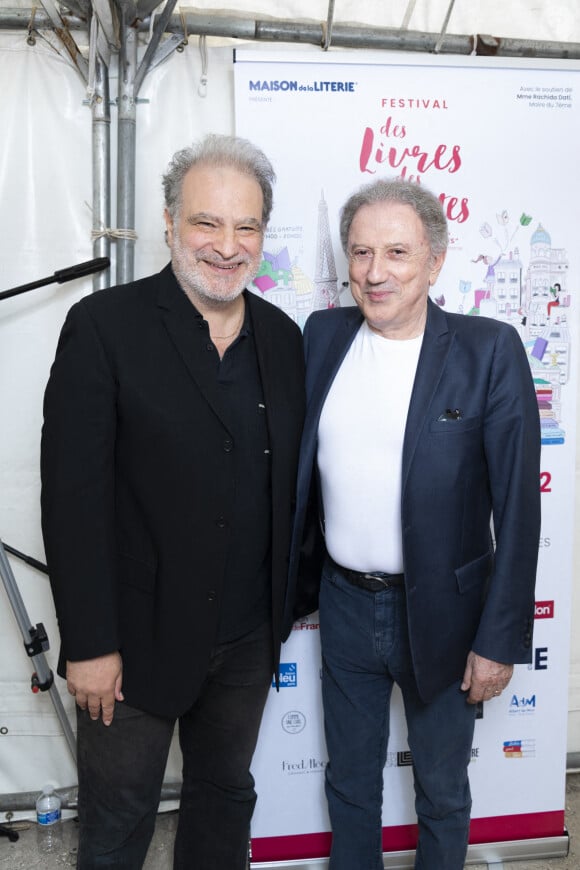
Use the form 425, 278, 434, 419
317, 320, 423, 573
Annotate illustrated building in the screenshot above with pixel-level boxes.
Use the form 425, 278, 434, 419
478, 249, 524, 324
312, 190, 340, 310
524, 223, 569, 332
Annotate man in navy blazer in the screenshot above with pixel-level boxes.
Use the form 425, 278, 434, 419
288, 178, 540, 869
41, 135, 305, 869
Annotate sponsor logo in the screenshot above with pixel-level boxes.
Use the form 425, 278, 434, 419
503, 739, 536, 759
275, 663, 297, 688
292, 616, 320, 632
385, 746, 480, 767
397, 751, 413, 768
509, 694, 536, 715
249, 79, 356, 94
384, 751, 413, 769
535, 600, 554, 619
281, 710, 306, 734
528, 647, 549, 671
281, 756, 326, 774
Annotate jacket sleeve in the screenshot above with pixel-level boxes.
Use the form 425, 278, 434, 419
472, 324, 541, 664
41, 300, 120, 662
288, 313, 328, 625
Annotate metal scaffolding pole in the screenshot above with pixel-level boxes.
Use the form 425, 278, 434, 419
91, 51, 112, 291
1, 9, 579, 59
116, 15, 137, 285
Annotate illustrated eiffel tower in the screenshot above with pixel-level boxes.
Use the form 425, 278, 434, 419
312, 190, 340, 310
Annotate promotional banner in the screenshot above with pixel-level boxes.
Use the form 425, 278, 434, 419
234, 51, 579, 864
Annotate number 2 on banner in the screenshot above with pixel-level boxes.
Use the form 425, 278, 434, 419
540, 472, 552, 493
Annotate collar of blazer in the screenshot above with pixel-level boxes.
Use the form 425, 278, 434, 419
401, 297, 453, 490
304, 296, 453, 496
155, 263, 290, 438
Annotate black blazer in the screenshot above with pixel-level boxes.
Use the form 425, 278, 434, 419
288, 300, 541, 702
41, 265, 305, 718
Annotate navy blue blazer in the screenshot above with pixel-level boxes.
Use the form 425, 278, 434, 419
287, 299, 541, 703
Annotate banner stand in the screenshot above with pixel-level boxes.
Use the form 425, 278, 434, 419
250, 832, 570, 869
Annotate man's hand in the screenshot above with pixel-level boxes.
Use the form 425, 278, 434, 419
461, 651, 513, 705
66, 652, 124, 726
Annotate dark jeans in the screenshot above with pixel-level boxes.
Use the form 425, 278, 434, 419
320, 560, 477, 870
75, 620, 273, 869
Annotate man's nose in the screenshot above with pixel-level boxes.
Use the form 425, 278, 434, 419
211, 225, 238, 258
365, 252, 391, 283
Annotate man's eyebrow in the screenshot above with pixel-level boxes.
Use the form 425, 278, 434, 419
185, 212, 263, 229
186, 212, 221, 224
348, 240, 411, 250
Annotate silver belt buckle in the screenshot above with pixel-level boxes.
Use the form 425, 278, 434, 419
364, 572, 389, 588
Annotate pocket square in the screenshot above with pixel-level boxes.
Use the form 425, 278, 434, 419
437, 408, 463, 422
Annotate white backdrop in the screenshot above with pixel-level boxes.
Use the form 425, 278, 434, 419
1, 9, 580, 859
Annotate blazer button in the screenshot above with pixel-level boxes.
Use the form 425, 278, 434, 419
208, 590, 216, 602
223, 439, 233, 453
216, 516, 226, 529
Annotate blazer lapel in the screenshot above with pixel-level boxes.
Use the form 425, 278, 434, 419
156, 265, 233, 431
247, 292, 280, 436
307, 308, 363, 422
402, 299, 453, 492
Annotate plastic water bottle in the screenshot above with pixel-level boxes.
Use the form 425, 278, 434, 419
36, 784, 63, 853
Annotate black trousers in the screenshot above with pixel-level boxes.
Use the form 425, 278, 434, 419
75, 621, 273, 869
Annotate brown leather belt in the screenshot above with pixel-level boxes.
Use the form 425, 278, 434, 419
333, 560, 405, 592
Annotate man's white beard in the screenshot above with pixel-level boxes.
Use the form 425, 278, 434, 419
171, 233, 261, 308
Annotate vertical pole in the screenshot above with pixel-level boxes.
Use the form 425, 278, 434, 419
91, 52, 111, 292
116, 18, 137, 285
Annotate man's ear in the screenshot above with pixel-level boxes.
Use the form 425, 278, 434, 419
164, 209, 174, 247
429, 251, 446, 286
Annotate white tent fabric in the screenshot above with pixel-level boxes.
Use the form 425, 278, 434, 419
0, 28, 231, 807
1, 0, 580, 43
1, 0, 580, 814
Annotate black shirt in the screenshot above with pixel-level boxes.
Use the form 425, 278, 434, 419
191, 294, 272, 642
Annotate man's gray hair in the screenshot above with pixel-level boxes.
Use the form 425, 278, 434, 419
339, 178, 449, 258
162, 133, 276, 226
